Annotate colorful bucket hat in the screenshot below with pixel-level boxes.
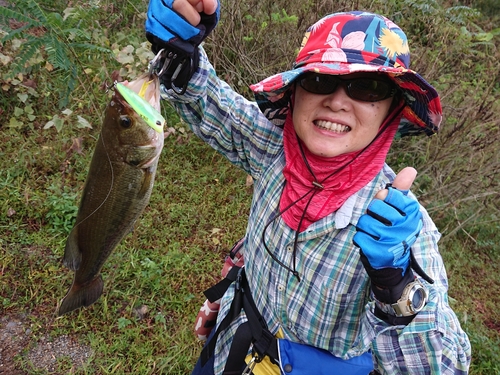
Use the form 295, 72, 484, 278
250, 11, 442, 137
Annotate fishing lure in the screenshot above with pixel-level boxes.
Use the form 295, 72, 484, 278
115, 81, 165, 133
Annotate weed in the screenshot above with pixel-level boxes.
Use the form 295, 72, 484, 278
0, 0, 111, 108
45, 184, 79, 234
0, 0, 499, 373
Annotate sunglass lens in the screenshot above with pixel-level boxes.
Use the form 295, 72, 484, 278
348, 79, 392, 101
299, 74, 395, 102
299, 75, 338, 95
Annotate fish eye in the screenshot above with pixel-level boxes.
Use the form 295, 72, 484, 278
119, 116, 132, 128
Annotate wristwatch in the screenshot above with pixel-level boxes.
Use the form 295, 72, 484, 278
375, 279, 428, 317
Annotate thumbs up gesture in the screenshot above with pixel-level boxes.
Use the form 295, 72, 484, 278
353, 167, 423, 304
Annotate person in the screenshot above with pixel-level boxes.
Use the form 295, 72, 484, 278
145, 1, 472, 374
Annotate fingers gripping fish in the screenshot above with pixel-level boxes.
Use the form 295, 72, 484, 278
58, 73, 165, 316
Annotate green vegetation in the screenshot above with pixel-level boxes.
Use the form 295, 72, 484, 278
1, 0, 499, 373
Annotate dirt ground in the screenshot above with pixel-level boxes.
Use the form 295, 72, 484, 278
0, 314, 92, 374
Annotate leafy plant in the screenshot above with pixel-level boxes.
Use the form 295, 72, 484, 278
45, 184, 79, 234
0, 0, 499, 374
43, 108, 92, 132
0, 0, 111, 108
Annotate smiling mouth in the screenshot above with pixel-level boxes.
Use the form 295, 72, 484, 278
314, 120, 351, 133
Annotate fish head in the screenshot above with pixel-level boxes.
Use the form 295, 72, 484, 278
102, 74, 165, 168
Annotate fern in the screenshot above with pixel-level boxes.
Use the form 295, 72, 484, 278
18, 0, 47, 23
59, 65, 78, 108
0, 5, 44, 29
65, 28, 91, 40
11, 37, 45, 71
1, 22, 36, 43
45, 34, 72, 71
446, 6, 481, 25
403, 0, 440, 15
0, 6, 43, 43
68, 43, 112, 54
0, 0, 111, 109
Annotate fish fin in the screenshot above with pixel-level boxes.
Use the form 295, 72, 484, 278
63, 226, 82, 270
57, 275, 104, 316
138, 167, 155, 197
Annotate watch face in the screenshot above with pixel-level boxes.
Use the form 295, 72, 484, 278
411, 287, 427, 311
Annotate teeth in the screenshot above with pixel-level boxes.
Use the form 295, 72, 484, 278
315, 120, 351, 133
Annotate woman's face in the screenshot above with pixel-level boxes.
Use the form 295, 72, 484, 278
292, 73, 394, 158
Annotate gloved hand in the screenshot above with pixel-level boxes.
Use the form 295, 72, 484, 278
353, 173, 423, 304
145, 0, 220, 92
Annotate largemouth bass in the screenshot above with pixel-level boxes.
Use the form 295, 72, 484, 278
58, 73, 165, 316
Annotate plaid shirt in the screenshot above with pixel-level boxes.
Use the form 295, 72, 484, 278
162, 48, 471, 374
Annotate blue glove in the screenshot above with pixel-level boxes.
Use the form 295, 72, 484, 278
353, 186, 423, 303
145, 0, 220, 92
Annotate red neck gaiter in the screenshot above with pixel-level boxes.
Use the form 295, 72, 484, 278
280, 110, 402, 232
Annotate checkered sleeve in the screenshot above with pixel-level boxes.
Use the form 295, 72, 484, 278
160, 47, 284, 180
366, 206, 471, 374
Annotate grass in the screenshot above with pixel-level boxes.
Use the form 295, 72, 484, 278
0, 126, 251, 374
1, 0, 500, 373
440, 235, 500, 374
3, 119, 500, 375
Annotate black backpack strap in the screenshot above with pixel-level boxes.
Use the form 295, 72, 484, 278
238, 270, 278, 363
201, 266, 243, 366
200, 267, 279, 372
222, 268, 278, 374
203, 237, 244, 303
222, 322, 253, 374
204, 265, 241, 303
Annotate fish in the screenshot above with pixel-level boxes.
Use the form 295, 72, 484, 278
57, 73, 165, 316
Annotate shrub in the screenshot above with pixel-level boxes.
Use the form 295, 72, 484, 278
204, 0, 500, 243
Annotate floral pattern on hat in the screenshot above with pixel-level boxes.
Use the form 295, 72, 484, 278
250, 11, 442, 136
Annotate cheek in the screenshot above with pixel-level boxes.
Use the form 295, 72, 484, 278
294, 94, 309, 113
292, 97, 313, 125
372, 100, 393, 118
292, 111, 310, 139
293, 87, 321, 113
364, 102, 392, 126
370, 103, 383, 115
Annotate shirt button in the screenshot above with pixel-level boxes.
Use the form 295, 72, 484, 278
287, 246, 293, 253
284, 363, 293, 372
277, 284, 285, 292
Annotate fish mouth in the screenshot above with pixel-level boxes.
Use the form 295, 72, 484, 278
140, 153, 162, 168
115, 74, 165, 133
128, 154, 161, 168
122, 74, 162, 112
314, 120, 351, 133
125, 144, 163, 168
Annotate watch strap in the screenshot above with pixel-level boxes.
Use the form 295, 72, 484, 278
374, 279, 428, 319
371, 266, 415, 304
374, 297, 415, 317
374, 304, 416, 326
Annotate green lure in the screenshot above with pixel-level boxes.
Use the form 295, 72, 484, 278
115, 82, 164, 133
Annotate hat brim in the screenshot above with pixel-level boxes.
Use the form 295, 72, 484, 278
250, 62, 441, 137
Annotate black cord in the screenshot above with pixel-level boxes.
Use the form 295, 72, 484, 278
261, 101, 405, 282
261, 185, 316, 280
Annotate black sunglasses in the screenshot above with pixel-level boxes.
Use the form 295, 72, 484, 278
298, 73, 397, 102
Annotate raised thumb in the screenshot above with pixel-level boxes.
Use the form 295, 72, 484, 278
375, 167, 418, 200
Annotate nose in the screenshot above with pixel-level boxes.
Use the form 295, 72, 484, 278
322, 83, 352, 111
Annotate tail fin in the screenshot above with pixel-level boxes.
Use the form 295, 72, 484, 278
63, 226, 82, 271
58, 275, 104, 316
